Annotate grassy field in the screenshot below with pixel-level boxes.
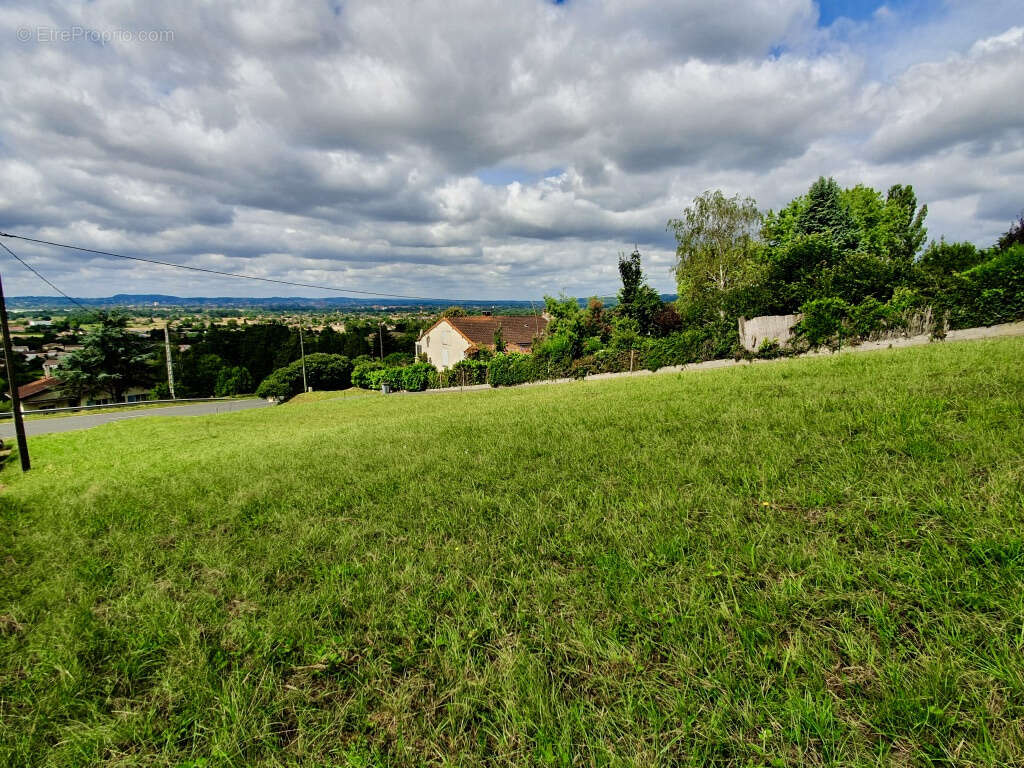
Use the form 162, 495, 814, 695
1, 338, 1023, 767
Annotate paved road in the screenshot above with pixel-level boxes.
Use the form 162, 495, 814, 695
0, 398, 273, 438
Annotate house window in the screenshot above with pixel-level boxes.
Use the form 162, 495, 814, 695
442, 348, 449, 366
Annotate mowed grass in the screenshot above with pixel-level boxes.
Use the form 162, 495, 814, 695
1, 339, 1023, 767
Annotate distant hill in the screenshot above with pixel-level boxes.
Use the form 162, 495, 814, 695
7, 294, 677, 311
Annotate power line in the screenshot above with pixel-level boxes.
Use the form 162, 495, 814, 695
0, 231, 475, 303
0, 239, 89, 310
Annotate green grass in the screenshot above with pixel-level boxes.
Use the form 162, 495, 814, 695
285, 389, 379, 405
2, 338, 1023, 767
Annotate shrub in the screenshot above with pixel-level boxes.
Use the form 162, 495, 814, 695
943, 246, 1024, 329
488, 353, 541, 387
256, 354, 353, 400
792, 297, 851, 349
352, 361, 385, 389
366, 366, 403, 390
846, 297, 893, 339
756, 339, 785, 359
401, 362, 434, 392
446, 359, 488, 386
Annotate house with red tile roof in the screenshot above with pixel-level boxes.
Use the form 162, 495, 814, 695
416, 314, 547, 369
9, 376, 152, 412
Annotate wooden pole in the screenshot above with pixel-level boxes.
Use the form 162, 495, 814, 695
0, 272, 30, 471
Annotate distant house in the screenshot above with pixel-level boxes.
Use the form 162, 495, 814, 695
416, 315, 547, 370
41, 358, 64, 378
10, 377, 151, 412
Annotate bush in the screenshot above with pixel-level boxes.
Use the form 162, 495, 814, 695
943, 246, 1024, 329
401, 362, 434, 392
352, 361, 385, 389
256, 354, 353, 400
792, 297, 851, 349
641, 320, 739, 370
488, 353, 541, 387
846, 297, 893, 339
445, 359, 488, 387
365, 367, 403, 390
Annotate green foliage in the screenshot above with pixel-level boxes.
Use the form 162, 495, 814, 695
918, 239, 983, 278
445, 359, 488, 386
995, 213, 1024, 252
641, 319, 739, 370
797, 176, 859, 250
487, 352, 540, 387
616, 249, 664, 335
669, 190, 762, 322
793, 296, 852, 349
540, 294, 586, 362
352, 361, 385, 389
492, 326, 506, 353
213, 366, 253, 397
400, 362, 435, 392
255, 354, 353, 400
883, 184, 928, 262
942, 246, 1024, 329
54, 311, 155, 402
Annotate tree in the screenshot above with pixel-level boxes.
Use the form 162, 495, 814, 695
884, 184, 928, 262
214, 366, 253, 397
797, 176, 858, 250
917, 239, 983, 278
493, 326, 506, 353
255, 354, 353, 401
996, 212, 1024, 252
441, 306, 467, 318
616, 249, 663, 335
669, 191, 762, 321
55, 311, 154, 402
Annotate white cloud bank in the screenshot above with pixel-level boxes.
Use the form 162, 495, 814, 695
0, 0, 1021, 298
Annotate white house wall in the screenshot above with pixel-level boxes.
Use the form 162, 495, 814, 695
417, 320, 471, 370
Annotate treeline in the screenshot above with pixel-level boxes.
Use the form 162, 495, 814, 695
672, 178, 1022, 349
157, 318, 425, 398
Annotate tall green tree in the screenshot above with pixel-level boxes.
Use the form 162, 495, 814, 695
669, 190, 762, 321
55, 311, 155, 402
884, 184, 928, 262
996, 213, 1024, 252
616, 249, 664, 335
797, 176, 858, 250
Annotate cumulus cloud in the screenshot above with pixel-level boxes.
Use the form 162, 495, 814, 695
0, 0, 1020, 298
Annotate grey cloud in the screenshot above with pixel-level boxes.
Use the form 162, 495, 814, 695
0, 1, 1019, 298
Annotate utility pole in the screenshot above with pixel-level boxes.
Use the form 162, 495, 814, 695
0, 272, 30, 471
163, 322, 176, 399
298, 325, 308, 392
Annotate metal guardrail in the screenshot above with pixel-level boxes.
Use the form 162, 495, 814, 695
0, 396, 247, 419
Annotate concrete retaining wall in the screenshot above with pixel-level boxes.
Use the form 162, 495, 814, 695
738, 314, 802, 352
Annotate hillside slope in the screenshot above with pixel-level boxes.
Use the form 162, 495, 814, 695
2, 338, 1023, 766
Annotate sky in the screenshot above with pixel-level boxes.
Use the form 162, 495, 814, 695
0, 0, 1021, 300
